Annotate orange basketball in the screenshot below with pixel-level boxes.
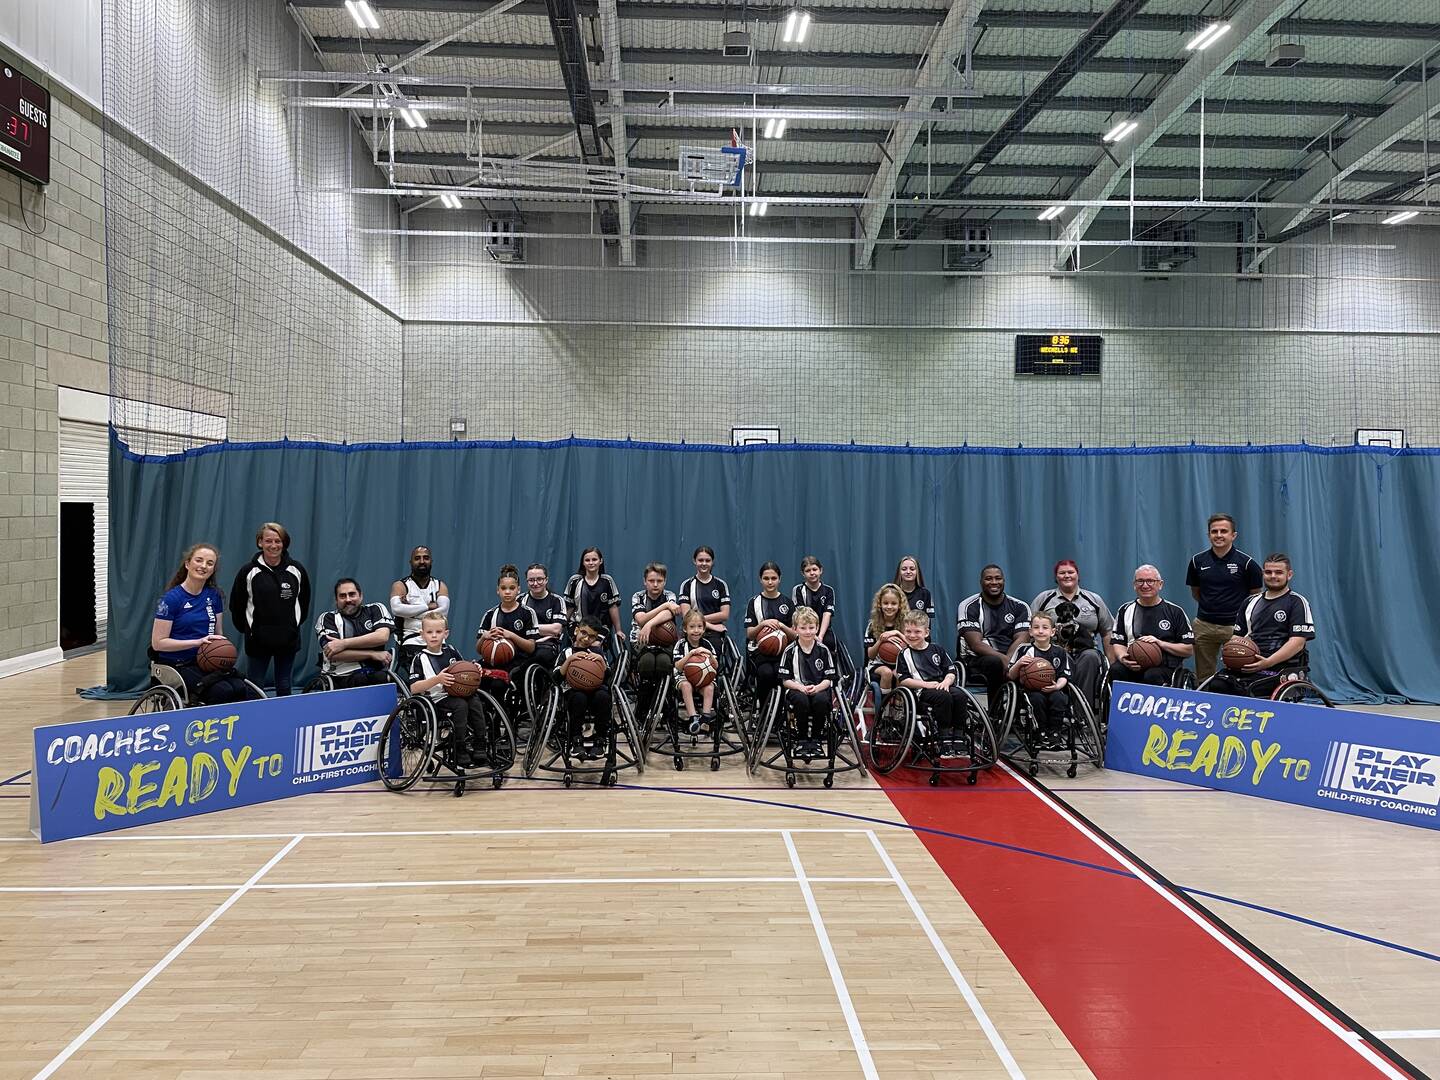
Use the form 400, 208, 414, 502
1018, 657, 1055, 691
447, 660, 483, 698
648, 618, 679, 648
566, 651, 608, 691
756, 625, 787, 656
682, 649, 718, 689
480, 636, 514, 667
1221, 635, 1261, 671
1127, 638, 1164, 670
196, 637, 237, 673
876, 631, 904, 665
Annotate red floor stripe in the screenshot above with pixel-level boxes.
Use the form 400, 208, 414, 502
875, 763, 1394, 1079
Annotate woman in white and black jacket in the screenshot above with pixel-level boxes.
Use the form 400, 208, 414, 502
230, 521, 311, 696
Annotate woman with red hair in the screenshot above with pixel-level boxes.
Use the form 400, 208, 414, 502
1029, 560, 1113, 706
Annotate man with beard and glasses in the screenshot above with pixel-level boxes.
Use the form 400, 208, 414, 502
390, 546, 451, 670
315, 579, 395, 687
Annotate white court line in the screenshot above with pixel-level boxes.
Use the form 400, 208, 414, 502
0, 827, 868, 844
0, 875, 894, 894
1371, 1031, 1440, 1040
30, 834, 304, 1080
865, 830, 1026, 1079
998, 761, 1408, 1080
782, 830, 880, 1080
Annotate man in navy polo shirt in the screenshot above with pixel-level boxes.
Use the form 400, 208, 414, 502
1206, 553, 1316, 698
1185, 513, 1262, 682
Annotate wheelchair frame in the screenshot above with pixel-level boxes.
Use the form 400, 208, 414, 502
376, 683, 517, 797
1001, 679, 1105, 778
748, 681, 868, 788
641, 659, 751, 772
129, 661, 267, 715
864, 676, 997, 786
1195, 668, 1336, 707
523, 646, 646, 788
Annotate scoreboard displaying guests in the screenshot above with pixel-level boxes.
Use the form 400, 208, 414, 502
1014, 333, 1103, 377
0, 52, 51, 185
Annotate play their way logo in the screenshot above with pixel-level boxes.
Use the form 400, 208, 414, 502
294, 715, 387, 775
1319, 741, 1439, 814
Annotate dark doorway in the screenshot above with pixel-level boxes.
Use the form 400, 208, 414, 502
60, 502, 97, 650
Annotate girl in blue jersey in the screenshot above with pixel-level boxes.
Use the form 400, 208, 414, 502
149, 543, 252, 704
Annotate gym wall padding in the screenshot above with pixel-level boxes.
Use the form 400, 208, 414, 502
108, 432, 1438, 704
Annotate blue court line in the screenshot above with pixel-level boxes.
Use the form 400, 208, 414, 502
611, 782, 1440, 969
0, 770, 31, 787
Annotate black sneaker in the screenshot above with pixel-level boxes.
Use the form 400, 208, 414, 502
687, 713, 702, 735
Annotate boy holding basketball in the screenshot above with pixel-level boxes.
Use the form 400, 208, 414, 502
894, 611, 969, 748
557, 617, 612, 755
409, 611, 486, 769
1008, 612, 1071, 747
673, 609, 716, 733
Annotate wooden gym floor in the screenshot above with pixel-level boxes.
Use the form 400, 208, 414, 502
1, 655, 1436, 1079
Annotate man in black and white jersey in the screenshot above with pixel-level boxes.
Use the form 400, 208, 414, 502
1108, 565, 1195, 685
315, 579, 395, 687
1206, 553, 1316, 698
390, 546, 450, 671
956, 564, 1031, 717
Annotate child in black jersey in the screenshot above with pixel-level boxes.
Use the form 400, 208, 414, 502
779, 606, 837, 759
893, 555, 936, 618
556, 617, 612, 756
744, 561, 797, 705
894, 611, 969, 747
408, 611, 486, 769
1008, 611, 1071, 748
864, 584, 907, 692
792, 555, 838, 650
672, 609, 716, 733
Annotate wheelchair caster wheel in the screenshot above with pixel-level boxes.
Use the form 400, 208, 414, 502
823, 775, 834, 789
674, 755, 685, 771
785, 770, 796, 788
710, 756, 720, 772
601, 770, 617, 787
563, 772, 574, 788
929, 772, 940, 786
1066, 764, 1078, 779
966, 771, 978, 785
1029, 762, 1039, 777
492, 774, 506, 789
452, 780, 465, 798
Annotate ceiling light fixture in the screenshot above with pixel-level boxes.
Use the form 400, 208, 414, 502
782, 10, 812, 44
763, 117, 787, 139
1102, 119, 1139, 143
440, 193, 462, 209
1037, 205, 1065, 221
750, 200, 769, 217
344, 0, 380, 30
399, 106, 426, 129
1382, 210, 1419, 225
1185, 22, 1230, 51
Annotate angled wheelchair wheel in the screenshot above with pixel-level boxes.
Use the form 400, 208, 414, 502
867, 688, 914, 775
1168, 667, 1196, 690
301, 674, 333, 695
1271, 678, 1335, 708
129, 684, 184, 714
473, 688, 518, 774
961, 688, 999, 774
377, 697, 436, 792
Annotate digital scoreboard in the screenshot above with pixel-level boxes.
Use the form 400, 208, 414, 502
1014, 333, 1103, 377
0, 53, 51, 185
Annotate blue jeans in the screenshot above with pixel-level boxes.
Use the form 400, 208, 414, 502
247, 649, 296, 696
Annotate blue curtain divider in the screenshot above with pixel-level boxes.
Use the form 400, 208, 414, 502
107, 431, 1435, 703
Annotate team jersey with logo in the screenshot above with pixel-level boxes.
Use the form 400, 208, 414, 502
154, 584, 224, 664
1111, 600, 1195, 666
522, 591, 569, 643
409, 644, 464, 702
1186, 547, 1263, 623
393, 576, 446, 647
678, 576, 731, 618
630, 588, 678, 638
779, 641, 837, 688
1235, 590, 1315, 665
863, 619, 905, 662
791, 583, 836, 621
744, 593, 795, 652
564, 573, 622, 624
899, 585, 935, 618
957, 594, 1032, 652
1029, 588, 1114, 652
895, 642, 956, 684
1012, 642, 1071, 683
672, 637, 711, 663
315, 602, 394, 675
478, 604, 541, 648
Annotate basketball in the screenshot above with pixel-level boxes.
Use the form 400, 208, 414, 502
877, 631, 904, 665
1019, 657, 1055, 691
682, 649, 718, 689
566, 651, 608, 691
479, 636, 514, 667
195, 637, 237, 673
648, 618, 679, 648
1222, 635, 1262, 670
756, 625, 787, 656
446, 660, 483, 697
1127, 639, 1164, 669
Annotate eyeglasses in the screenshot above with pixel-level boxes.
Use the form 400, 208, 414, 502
1133, 578, 1161, 585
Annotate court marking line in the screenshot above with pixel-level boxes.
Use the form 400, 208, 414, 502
865, 829, 1025, 1079
30, 834, 304, 1080
0, 826, 868, 843
1370, 1031, 1440, 1041
0, 875, 895, 894
782, 830, 879, 1080
0, 770, 31, 786
997, 761, 1408, 1080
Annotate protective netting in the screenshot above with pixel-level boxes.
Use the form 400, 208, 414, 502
103, 0, 1440, 453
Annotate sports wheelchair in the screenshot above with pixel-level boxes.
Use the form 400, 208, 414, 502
523, 645, 646, 788
999, 678, 1104, 779
635, 646, 750, 772
129, 659, 266, 714
864, 674, 997, 786
1196, 668, 1335, 707
748, 676, 868, 789
375, 674, 517, 798
301, 653, 409, 696
1097, 660, 1196, 732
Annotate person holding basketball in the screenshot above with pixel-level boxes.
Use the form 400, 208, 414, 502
894, 610, 969, 748
564, 548, 625, 645
150, 543, 252, 704
1108, 565, 1194, 684
779, 606, 838, 760
893, 555, 935, 618
1205, 553, 1315, 698
476, 564, 540, 680
314, 578, 395, 688
1008, 612, 1071, 748
630, 562, 682, 722
557, 617, 613, 755
230, 522, 311, 697
673, 609, 716, 733
409, 610, 485, 769
1030, 559, 1113, 706
391, 547, 450, 671
957, 564, 1031, 718
744, 562, 797, 706
863, 584, 907, 692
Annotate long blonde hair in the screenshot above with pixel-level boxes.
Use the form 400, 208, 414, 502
868, 584, 906, 638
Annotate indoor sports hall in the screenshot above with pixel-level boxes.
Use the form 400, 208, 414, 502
1, 0, 1438, 1077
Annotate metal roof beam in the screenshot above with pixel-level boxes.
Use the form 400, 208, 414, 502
597, 0, 635, 264
1052, 0, 1293, 270
1244, 62, 1440, 271
854, 0, 986, 269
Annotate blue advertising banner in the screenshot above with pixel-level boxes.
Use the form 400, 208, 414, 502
1106, 682, 1440, 831
29, 685, 396, 842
